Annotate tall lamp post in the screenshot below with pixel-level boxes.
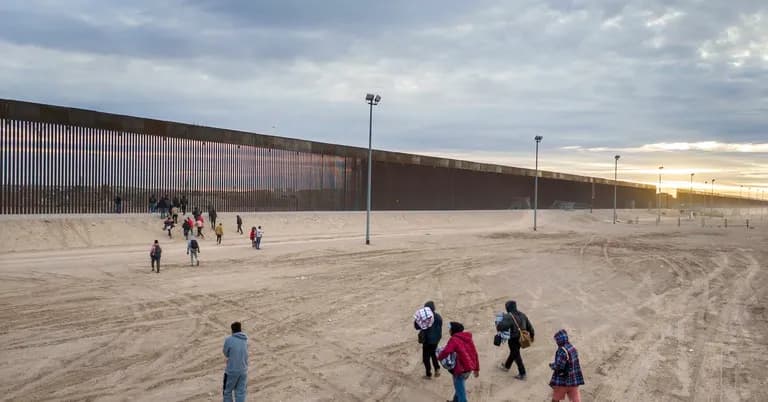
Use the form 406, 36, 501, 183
710, 178, 715, 215
364, 93, 381, 245
613, 155, 620, 224
533, 135, 543, 231
690, 173, 695, 213
657, 166, 664, 222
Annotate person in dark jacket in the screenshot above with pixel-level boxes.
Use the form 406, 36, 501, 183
149, 240, 161, 273
236, 215, 243, 234
209, 207, 218, 230
437, 322, 479, 402
549, 329, 584, 402
414, 301, 443, 379
180, 195, 188, 215
496, 300, 535, 380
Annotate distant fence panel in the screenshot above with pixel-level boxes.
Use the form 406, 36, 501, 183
2, 98, 712, 215
0, 115, 362, 214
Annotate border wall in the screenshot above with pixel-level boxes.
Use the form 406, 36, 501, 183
1, 98, 670, 214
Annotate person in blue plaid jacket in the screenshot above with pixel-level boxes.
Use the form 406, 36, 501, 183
549, 329, 584, 402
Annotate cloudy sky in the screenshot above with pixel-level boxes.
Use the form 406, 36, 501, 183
1, 0, 766, 197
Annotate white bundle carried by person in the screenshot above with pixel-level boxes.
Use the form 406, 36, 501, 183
413, 307, 435, 330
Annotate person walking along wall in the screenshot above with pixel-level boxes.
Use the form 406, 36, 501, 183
549, 329, 584, 402
236, 215, 243, 235
187, 236, 201, 266
496, 300, 535, 380
149, 240, 162, 273
437, 322, 479, 402
215, 223, 224, 245
414, 301, 442, 379
255, 226, 264, 249
223, 321, 249, 402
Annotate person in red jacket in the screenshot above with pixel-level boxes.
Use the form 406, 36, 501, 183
438, 322, 479, 402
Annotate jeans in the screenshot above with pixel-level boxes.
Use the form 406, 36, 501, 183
505, 340, 526, 376
422, 343, 439, 376
452, 374, 467, 402
255, 237, 262, 249
223, 371, 247, 402
217, 235, 222, 244
189, 250, 199, 266
151, 257, 160, 272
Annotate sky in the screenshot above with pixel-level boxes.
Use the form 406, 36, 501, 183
0, 0, 766, 198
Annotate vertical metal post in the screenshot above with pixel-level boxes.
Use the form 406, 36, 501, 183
533, 136, 542, 231
366, 101, 373, 245
657, 166, 663, 223
613, 155, 619, 224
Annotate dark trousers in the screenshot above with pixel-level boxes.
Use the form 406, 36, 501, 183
505, 340, 526, 375
255, 237, 262, 249
237, 224, 243, 234
217, 234, 222, 244
197, 227, 204, 238
422, 343, 440, 376
210, 218, 216, 230
151, 257, 160, 272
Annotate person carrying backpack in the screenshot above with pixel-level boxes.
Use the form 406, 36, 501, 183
437, 322, 479, 402
414, 301, 443, 379
549, 329, 584, 402
150, 240, 162, 273
215, 223, 224, 245
496, 300, 535, 380
182, 218, 191, 239
187, 236, 201, 266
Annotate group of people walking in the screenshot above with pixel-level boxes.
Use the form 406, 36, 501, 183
150, 212, 266, 272
414, 300, 584, 402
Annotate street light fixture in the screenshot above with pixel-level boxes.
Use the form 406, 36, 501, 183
533, 135, 543, 231
364, 93, 381, 245
613, 155, 620, 224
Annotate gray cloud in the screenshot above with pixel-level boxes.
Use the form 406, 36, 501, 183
0, 0, 766, 189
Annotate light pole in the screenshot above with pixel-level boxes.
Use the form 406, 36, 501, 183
364, 93, 381, 245
657, 166, 663, 222
690, 173, 695, 213
533, 135, 543, 231
613, 155, 620, 224
711, 178, 715, 215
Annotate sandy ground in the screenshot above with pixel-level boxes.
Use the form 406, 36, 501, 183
0, 209, 767, 402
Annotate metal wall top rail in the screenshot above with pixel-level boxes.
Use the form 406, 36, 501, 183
0, 98, 654, 189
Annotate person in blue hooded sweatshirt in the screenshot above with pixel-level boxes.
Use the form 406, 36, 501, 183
223, 321, 249, 402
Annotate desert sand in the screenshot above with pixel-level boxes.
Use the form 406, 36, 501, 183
0, 209, 766, 401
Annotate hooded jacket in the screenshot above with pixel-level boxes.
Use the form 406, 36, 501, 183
549, 329, 584, 387
437, 324, 479, 375
414, 301, 442, 345
496, 300, 535, 342
223, 332, 249, 374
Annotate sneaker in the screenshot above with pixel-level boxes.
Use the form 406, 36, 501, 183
514, 374, 527, 381
434, 370, 441, 378
499, 364, 509, 372
422, 375, 432, 380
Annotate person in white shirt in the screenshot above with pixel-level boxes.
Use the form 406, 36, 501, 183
255, 226, 264, 249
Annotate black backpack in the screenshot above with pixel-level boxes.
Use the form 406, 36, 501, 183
190, 239, 199, 249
